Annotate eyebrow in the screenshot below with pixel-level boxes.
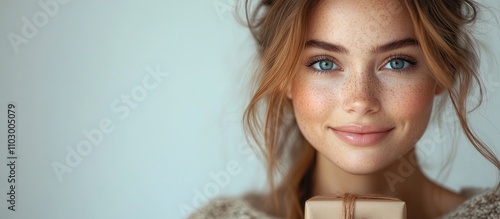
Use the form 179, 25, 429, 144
305, 38, 419, 54
305, 40, 348, 53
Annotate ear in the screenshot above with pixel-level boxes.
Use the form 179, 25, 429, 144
434, 83, 445, 95
286, 84, 293, 99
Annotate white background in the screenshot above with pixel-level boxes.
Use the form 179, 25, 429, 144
0, 0, 499, 219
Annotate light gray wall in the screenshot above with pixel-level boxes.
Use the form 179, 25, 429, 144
0, 0, 499, 218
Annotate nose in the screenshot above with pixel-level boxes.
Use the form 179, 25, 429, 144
342, 71, 381, 115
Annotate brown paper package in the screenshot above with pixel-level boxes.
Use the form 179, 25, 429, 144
305, 195, 407, 219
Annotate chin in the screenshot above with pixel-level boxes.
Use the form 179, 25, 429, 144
325, 150, 397, 175
339, 162, 388, 175
340, 163, 388, 175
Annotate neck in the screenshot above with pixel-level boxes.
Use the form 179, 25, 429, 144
309, 148, 464, 219
311, 149, 425, 198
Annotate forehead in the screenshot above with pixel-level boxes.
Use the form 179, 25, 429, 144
308, 0, 415, 49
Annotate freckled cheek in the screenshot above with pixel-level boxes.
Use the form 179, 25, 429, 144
387, 81, 436, 120
291, 79, 339, 125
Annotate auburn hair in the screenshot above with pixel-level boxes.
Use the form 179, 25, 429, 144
242, 0, 500, 218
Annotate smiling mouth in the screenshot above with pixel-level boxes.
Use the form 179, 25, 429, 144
330, 125, 394, 147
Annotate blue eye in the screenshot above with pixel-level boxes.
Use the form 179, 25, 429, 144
310, 60, 338, 71
384, 58, 412, 70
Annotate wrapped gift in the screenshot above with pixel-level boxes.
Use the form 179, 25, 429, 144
305, 193, 406, 219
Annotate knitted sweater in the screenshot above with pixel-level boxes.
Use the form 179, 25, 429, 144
188, 189, 500, 219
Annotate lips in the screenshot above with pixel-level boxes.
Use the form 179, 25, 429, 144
330, 125, 394, 147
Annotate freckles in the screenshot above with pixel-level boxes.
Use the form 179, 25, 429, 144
291, 79, 337, 146
388, 82, 435, 117
293, 80, 336, 119
291, 78, 342, 145
342, 74, 382, 102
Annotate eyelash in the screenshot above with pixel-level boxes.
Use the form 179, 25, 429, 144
305, 54, 418, 74
305, 55, 341, 74
384, 54, 418, 74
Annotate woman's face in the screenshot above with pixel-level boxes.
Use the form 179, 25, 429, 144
288, 0, 439, 174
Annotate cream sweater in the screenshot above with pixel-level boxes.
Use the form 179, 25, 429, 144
188, 189, 499, 219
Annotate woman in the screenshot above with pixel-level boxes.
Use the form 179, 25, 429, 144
190, 0, 500, 218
